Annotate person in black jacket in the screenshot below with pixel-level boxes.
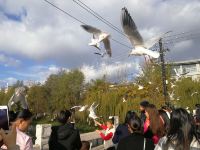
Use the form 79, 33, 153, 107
112, 111, 137, 144
117, 115, 154, 150
49, 110, 82, 150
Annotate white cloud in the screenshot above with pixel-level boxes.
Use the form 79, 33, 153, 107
0, 54, 21, 67
0, 77, 18, 87
81, 61, 140, 82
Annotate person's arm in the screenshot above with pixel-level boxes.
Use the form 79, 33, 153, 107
48, 127, 57, 150
74, 130, 82, 150
0, 124, 20, 150
99, 132, 113, 141
143, 119, 150, 133
24, 137, 33, 150
112, 125, 121, 144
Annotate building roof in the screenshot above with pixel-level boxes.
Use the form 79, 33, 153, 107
168, 59, 200, 66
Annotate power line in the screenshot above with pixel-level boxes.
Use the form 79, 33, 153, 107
44, 0, 85, 24
73, 0, 127, 37
43, 0, 132, 50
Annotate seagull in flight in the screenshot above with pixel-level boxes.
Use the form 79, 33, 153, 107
81, 24, 112, 57
121, 7, 160, 59
94, 52, 106, 57
174, 68, 189, 80
191, 92, 198, 96
70, 105, 88, 112
88, 102, 99, 119
138, 85, 144, 90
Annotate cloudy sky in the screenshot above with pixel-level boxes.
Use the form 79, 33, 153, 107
0, 0, 200, 87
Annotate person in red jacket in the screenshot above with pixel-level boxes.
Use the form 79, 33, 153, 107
95, 118, 116, 150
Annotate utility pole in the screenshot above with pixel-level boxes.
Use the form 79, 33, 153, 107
159, 38, 169, 105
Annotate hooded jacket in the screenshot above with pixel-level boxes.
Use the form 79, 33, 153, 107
49, 123, 82, 150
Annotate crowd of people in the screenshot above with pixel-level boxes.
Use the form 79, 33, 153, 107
1, 101, 200, 150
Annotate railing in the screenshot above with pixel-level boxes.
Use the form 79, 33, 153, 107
34, 124, 104, 150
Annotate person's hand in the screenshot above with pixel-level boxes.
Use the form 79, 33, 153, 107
0, 124, 17, 149
96, 130, 101, 134
94, 120, 101, 126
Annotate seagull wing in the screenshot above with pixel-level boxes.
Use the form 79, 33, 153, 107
103, 38, 112, 57
142, 49, 160, 58
94, 52, 102, 56
81, 25, 102, 38
121, 7, 144, 47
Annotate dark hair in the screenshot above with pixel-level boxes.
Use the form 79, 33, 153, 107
9, 111, 18, 123
146, 104, 165, 137
128, 116, 142, 133
16, 109, 33, 121
80, 141, 90, 150
159, 109, 170, 133
124, 111, 138, 124
140, 100, 149, 108
58, 110, 71, 124
195, 104, 200, 108
164, 108, 199, 150
195, 108, 200, 123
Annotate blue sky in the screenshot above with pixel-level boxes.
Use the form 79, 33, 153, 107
0, 0, 200, 87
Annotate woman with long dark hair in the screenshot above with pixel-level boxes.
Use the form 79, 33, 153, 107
144, 104, 165, 144
155, 108, 200, 150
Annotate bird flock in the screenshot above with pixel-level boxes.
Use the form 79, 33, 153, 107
81, 7, 161, 59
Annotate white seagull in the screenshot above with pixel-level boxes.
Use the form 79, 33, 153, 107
70, 105, 88, 112
174, 68, 189, 80
121, 7, 160, 59
79, 105, 88, 112
88, 102, 99, 119
191, 92, 198, 97
81, 24, 112, 57
138, 85, 144, 90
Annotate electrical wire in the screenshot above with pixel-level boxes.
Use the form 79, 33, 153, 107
73, 0, 127, 37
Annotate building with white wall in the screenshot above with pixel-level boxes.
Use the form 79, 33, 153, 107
170, 59, 200, 81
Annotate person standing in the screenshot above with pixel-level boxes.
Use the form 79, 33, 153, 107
117, 115, 154, 150
95, 118, 115, 150
139, 100, 149, 125
144, 104, 165, 144
14, 109, 33, 150
49, 110, 82, 150
112, 111, 137, 144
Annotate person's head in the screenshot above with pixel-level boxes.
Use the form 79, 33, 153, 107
80, 141, 90, 150
106, 117, 114, 129
57, 110, 72, 124
15, 109, 33, 132
139, 100, 149, 112
145, 104, 165, 137
127, 116, 142, 134
124, 110, 138, 124
165, 108, 198, 150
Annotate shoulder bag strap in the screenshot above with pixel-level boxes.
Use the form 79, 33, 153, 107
143, 138, 146, 150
